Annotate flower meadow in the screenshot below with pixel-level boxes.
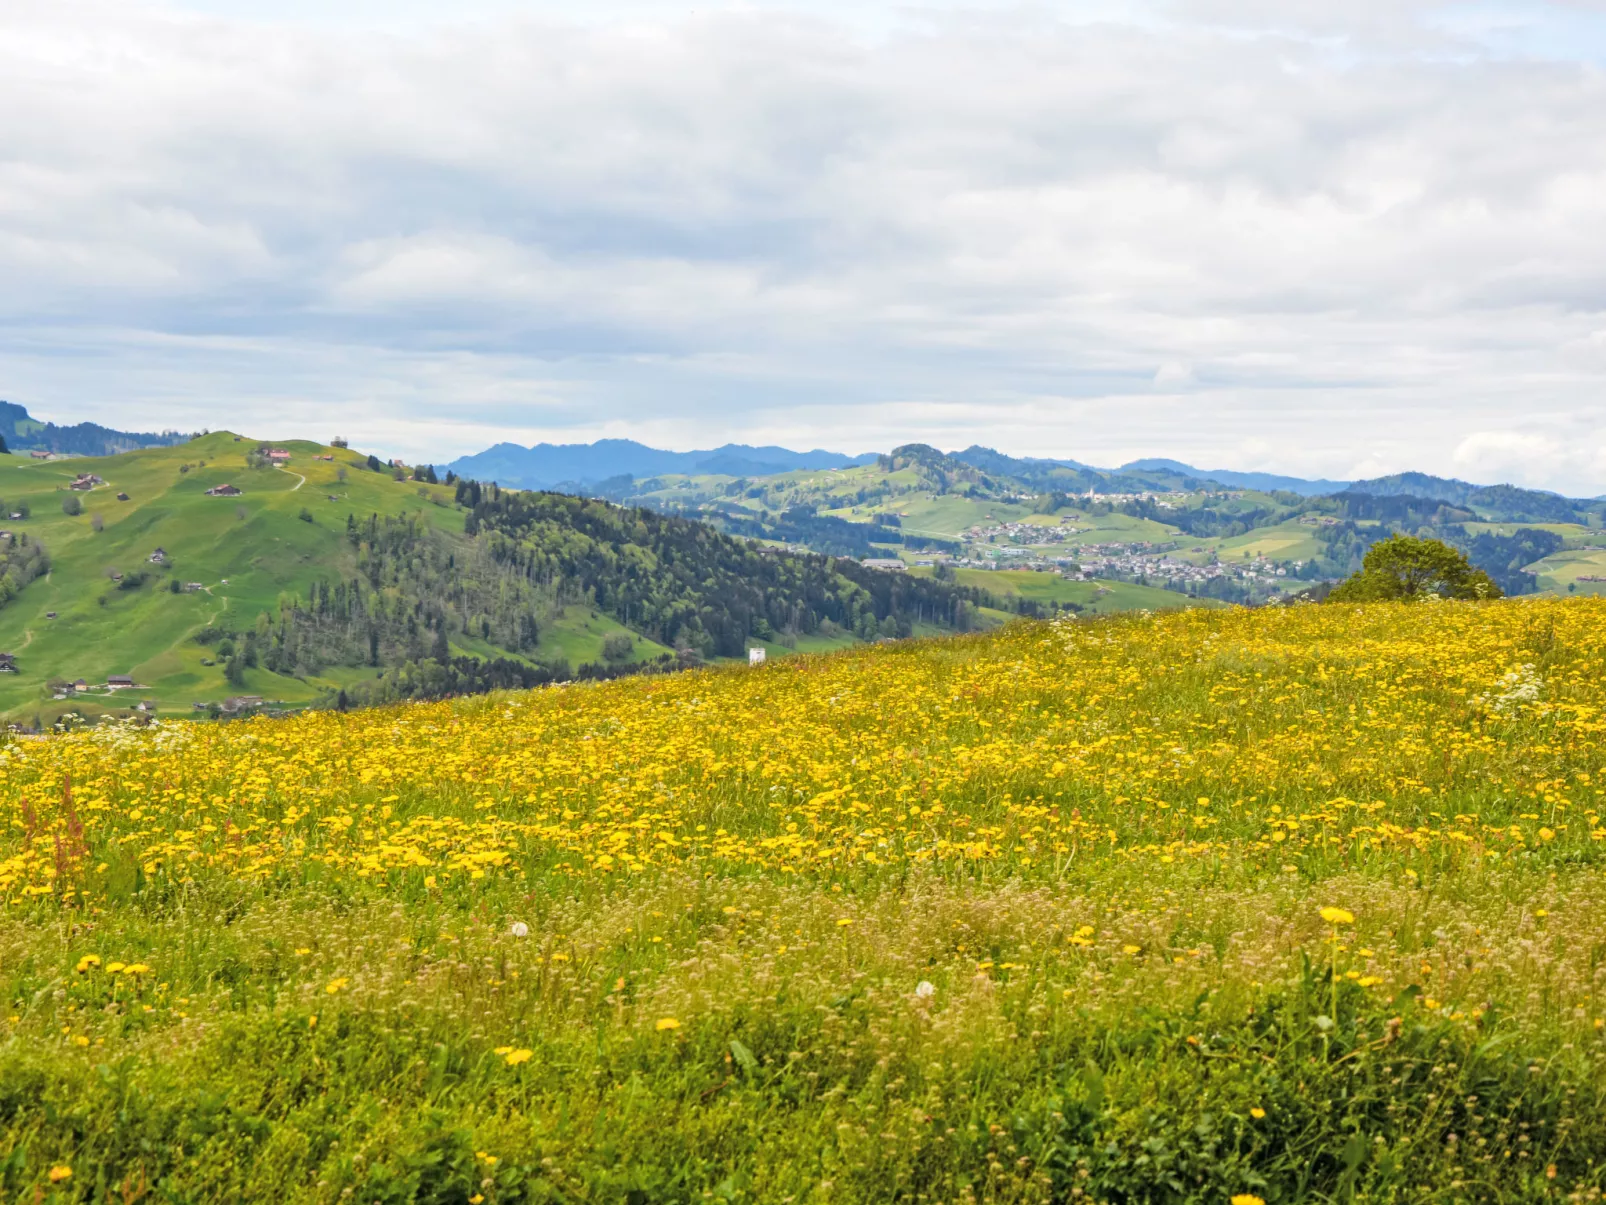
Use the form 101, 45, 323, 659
4, 599, 1606, 1202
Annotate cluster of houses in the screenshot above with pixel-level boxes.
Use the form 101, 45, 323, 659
67, 472, 103, 491
49, 674, 141, 700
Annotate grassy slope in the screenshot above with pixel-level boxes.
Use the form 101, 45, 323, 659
5, 602, 1606, 1200
0, 440, 957, 720
0, 435, 468, 720
912, 565, 1226, 613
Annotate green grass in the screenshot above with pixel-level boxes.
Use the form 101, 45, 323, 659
530, 607, 672, 667
0, 433, 461, 718
913, 565, 1226, 613
1203, 521, 1326, 563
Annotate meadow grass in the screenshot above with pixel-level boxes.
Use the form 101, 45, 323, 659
4, 599, 1606, 1202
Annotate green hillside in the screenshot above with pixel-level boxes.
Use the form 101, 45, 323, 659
909, 565, 1227, 613
0, 436, 1003, 725
0, 434, 474, 721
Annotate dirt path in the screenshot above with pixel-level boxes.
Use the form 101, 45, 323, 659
277, 467, 307, 491
19, 628, 33, 649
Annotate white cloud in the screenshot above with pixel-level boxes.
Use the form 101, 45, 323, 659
0, 0, 1603, 491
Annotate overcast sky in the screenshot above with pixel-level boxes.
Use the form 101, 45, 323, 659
4, 0, 1606, 490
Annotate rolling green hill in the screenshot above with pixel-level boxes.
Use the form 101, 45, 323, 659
0, 435, 1002, 725
0, 434, 486, 722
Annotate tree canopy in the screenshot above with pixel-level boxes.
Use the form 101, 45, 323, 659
1326, 533, 1502, 603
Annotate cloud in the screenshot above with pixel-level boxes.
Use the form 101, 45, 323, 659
0, 0, 1603, 491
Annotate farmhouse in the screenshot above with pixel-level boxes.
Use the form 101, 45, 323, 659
267, 449, 292, 463
148, 547, 168, 565
68, 473, 103, 491
0, 653, 15, 673
861, 558, 908, 572
106, 674, 135, 688
221, 695, 263, 715
28, 450, 50, 459
206, 483, 243, 497
116, 492, 130, 501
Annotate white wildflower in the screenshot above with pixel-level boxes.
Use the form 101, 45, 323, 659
1480, 664, 1543, 716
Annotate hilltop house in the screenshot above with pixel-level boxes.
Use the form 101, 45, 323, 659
267, 449, 292, 463
148, 547, 168, 565
206, 483, 242, 497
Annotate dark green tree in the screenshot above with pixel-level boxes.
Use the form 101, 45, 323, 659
1327, 534, 1502, 602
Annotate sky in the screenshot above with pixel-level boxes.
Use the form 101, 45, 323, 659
4, 1, 1606, 491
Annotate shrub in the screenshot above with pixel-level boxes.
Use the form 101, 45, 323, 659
1327, 533, 1501, 602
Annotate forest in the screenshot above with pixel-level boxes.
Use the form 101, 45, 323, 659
457, 480, 989, 656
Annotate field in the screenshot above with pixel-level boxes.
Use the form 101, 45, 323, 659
5, 599, 1606, 1201
909, 565, 1225, 614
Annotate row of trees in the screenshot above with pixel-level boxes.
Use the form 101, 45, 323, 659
0, 531, 47, 609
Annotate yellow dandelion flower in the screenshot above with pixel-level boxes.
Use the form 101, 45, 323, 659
656, 1017, 681, 1031
1249, 1107, 1266, 1119
49, 1166, 73, 1183
1319, 907, 1354, 926
324, 977, 350, 994
1231, 1196, 1265, 1205
504, 1048, 533, 1066
74, 955, 101, 974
